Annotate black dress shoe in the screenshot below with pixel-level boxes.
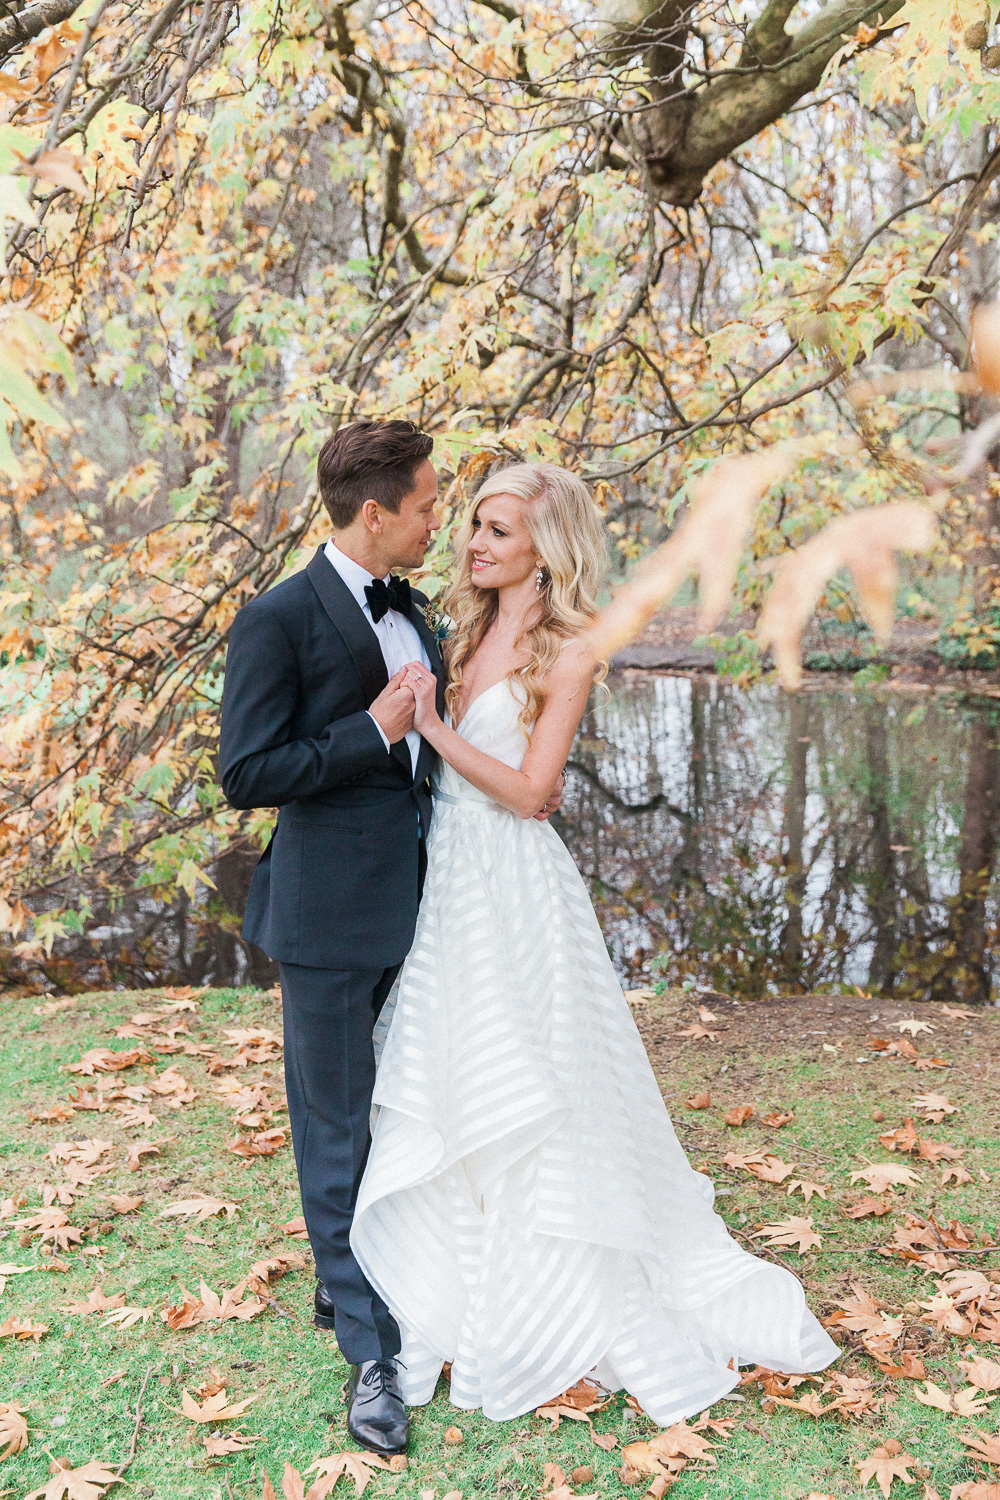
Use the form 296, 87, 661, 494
314, 1282, 337, 1332
347, 1360, 408, 1456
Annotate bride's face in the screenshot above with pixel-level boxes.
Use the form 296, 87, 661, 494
467, 494, 537, 590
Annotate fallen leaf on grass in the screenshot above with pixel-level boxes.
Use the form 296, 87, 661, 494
875, 1352, 927, 1380
685, 1091, 711, 1110
304, 1448, 404, 1494
786, 1179, 828, 1203
761, 1110, 794, 1128
724, 1105, 754, 1127
623, 988, 655, 1007
622, 1420, 720, 1476
126, 1137, 174, 1171
943, 1164, 973, 1186
676, 1024, 720, 1042
538, 1463, 596, 1499
45, 1139, 113, 1167
961, 1358, 1000, 1393
913, 1381, 994, 1417
161, 1278, 265, 1329
159, 985, 207, 1004
722, 1151, 794, 1183
536, 1379, 611, 1429
29, 1104, 74, 1124
949, 1482, 1000, 1499
912, 1093, 958, 1122
179, 1387, 260, 1423
845, 1195, 895, 1218
63, 1048, 151, 1076
247, 1253, 307, 1297
857, 1440, 919, 1498
225, 1128, 287, 1159
202, 1430, 262, 1456
897, 1017, 934, 1036
959, 1425, 1000, 1464
0, 1316, 47, 1341
102, 1305, 152, 1329
281, 1216, 308, 1239
23, 1459, 119, 1500
938, 1004, 976, 1020
0, 1402, 28, 1459
157, 1196, 239, 1225
106, 1195, 143, 1215
766, 1389, 832, 1418
60, 1287, 125, 1316
850, 1163, 922, 1192
32, 997, 78, 1015
0, 1263, 34, 1296
753, 1216, 822, 1253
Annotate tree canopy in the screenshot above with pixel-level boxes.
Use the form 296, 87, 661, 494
1, 0, 998, 978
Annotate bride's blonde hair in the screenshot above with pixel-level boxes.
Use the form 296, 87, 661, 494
443, 462, 608, 730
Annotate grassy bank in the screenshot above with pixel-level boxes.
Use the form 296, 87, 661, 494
0, 984, 997, 1499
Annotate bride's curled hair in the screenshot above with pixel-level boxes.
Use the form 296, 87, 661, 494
443, 462, 608, 730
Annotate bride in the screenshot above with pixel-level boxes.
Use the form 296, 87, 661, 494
350, 461, 837, 1425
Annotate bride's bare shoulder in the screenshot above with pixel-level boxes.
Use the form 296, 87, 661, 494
544, 638, 595, 697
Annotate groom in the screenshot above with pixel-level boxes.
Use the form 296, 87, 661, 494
219, 418, 445, 1457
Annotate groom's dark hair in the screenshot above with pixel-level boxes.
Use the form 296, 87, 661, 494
318, 418, 434, 529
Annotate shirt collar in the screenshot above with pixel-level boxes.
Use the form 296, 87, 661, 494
323, 538, 389, 613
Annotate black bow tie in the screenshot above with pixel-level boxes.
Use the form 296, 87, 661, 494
364, 574, 411, 624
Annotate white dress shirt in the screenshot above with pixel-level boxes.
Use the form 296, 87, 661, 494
324, 538, 430, 777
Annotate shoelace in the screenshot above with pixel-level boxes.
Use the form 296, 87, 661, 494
360, 1361, 400, 1393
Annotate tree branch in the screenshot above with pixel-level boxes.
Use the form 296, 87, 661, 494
0, 0, 80, 62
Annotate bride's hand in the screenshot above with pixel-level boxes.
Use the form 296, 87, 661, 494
402, 663, 439, 733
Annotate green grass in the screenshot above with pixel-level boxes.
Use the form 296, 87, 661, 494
0, 985, 998, 1498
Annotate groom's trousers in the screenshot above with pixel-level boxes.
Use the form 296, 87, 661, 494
278, 960, 402, 1364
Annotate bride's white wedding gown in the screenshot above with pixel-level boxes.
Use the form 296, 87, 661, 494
351, 678, 837, 1424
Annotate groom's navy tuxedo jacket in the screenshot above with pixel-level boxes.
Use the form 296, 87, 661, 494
219, 546, 445, 970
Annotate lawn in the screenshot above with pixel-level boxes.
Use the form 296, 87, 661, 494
0, 982, 998, 1500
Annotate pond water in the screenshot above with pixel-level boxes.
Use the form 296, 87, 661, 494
558, 676, 1000, 1003
34, 675, 1000, 1001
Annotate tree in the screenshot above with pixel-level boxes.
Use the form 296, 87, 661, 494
1, 0, 999, 983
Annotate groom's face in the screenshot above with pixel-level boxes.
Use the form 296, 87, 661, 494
378, 459, 441, 571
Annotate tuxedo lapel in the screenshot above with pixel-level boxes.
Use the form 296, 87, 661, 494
306, 547, 388, 704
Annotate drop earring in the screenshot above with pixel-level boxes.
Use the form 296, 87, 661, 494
535, 564, 545, 592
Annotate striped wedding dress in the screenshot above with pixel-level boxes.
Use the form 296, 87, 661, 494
351, 677, 837, 1424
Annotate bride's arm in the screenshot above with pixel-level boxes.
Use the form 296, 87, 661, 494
404, 645, 593, 819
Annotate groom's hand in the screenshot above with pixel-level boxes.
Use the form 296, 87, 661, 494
369, 669, 416, 743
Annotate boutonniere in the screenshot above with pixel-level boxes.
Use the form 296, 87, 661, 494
421, 600, 452, 646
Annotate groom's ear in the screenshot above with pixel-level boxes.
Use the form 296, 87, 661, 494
360, 499, 383, 534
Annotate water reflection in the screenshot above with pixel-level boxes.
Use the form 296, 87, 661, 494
557, 676, 1000, 1002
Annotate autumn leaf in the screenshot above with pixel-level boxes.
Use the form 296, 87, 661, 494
157, 1196, 239, 1224
723, 1104, 754, 1127
753, 1215, 822, 1253
23, 1458, 119, 1500
225, 1128, 287, 1159
584, 447, 799, 659
305, 1449, 401, 1495
0, 1315, 47, 1340
202, 1430, 262, 1456
676, 1023, 720, 1042
856, 1440, 918, 1498
959, 1425, 1000, 1464
102, 1305, 152, 1329
179, 1387, 260, 1423
685, 1091, 711, 1109
961, 1359, 1000, 1394
757, 502, 936, 691
912, 1381, 994, 1417
106, 1195, 144, 1215
126, 1137, 174, 1171
0, 1401, 28, 1459
897, 1017, 934, 1036
761, 1109, 794, 1128
912, 1093, 957, 1121
0, 1261, 34, 1295
850, 1163, 922, 1192
786, 1179, 828, 1202
60, 1286, 126, 1316
943, 1163, 973, 1186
